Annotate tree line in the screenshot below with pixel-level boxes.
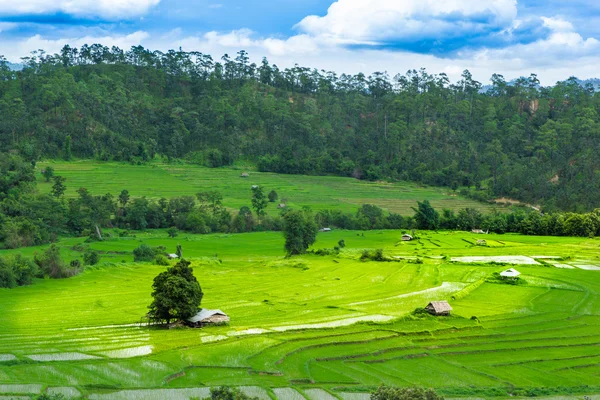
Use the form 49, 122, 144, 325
1, 44, 599, 211
2, 154, 600, 256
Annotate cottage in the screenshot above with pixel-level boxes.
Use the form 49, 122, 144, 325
476, 239, 487, 246
240, 172, 249, 178
401, 234, 413, 241
167, 253, 179, 260
319, 227, 332, 232
277, 203, 287, 209
472, 229, 486, 234
251, 185, 259, 189
425, 301, 452, 316
500, 268, 521, 280
187, 309, 230, 327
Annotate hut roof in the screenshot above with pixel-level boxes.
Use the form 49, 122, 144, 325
402, 234, 413, 238
427, 301, 453, 313
500, 268, 521, 277
167, 253, 179, 258
188, 309, 228, 324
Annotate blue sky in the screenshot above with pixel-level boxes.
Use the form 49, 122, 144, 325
0, 0, 599, 84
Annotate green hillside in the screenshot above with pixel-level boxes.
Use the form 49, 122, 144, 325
36, 160, 499, 215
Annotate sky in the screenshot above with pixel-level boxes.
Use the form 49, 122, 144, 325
0, 0, 599, 84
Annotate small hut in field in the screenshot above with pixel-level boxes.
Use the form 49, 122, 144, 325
476, 239, 487, 246
277, 203, 287, 209
319, 227, 332, 232
472, 229, 486, 234
167, 253, 179, 260
500, 268, 521, 280
187, 309, 230, 327
425, 301, 452, 316
402, 234, 413, 241
241, 172, 249, 178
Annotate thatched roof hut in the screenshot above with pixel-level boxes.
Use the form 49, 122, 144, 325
476, 239, 487, 246
241, 172, 249, 178
402, 234, 413, 241
425, 301, 452, 316
277, 203, 287, 209
472, 229, 486, 234
187, 309, 229, 327
500, 268, 521, 279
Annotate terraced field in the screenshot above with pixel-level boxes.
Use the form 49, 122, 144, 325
36, 161, 499, 215
1, 230, 600, 399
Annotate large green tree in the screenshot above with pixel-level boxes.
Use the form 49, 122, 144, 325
148, 259, 203, 324
412, 200, 440, 230
282, 209, 318, 256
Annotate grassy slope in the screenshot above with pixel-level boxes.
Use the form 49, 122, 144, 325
1, 230, 599, 398
36, 160, 499, 215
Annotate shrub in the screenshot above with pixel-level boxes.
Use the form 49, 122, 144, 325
133, 244, 156, 262
207, 386, 258, 400
34, 244, 78, 278
371, 385, 444, 400
360, 248, 385, 262
167, 227, 179, 238
0, 268, 16, 289
83, 249, 101, 266
155, 255, 170, 266
70, 259, 82, 269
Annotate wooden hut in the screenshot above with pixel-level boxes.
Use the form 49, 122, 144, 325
476, 239, 487, 246
402, 234, 413, 241
471, 229, 486, 234
277, 203, 287, 209
167, 253, 179, 260
425, 301, 452, 316
240, 172, 249, 178
187, 309, 230, 327
319, 227, 332, 232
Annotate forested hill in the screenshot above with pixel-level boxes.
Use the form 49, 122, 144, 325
1, 45, 599, 212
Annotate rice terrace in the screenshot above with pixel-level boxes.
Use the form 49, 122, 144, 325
4, 8, 600, 398
1, 163, 599, 399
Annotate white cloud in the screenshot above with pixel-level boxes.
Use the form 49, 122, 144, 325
295, 0, 518, 44
0, 0, 160, 19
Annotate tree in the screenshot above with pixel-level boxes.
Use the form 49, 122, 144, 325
43, 166, 55, 182
268, 190, 278, 203
251, 186, 268, 221
412, 200, 440, 230
167, 227, 179, 238
64, 135, 72, 161
282, 209, 318, 256
51, 176, 67, 198
370, 386, 443, 400
118, 190, 130, 207
148, 259, 203, 324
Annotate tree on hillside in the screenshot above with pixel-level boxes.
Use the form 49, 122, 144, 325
148, 259, 203, 324
282, 209, 317, 256
370, 386, 443, 400
43, 166, 54, 182
412, 200, 440, 230
118, 190, 130, 207
64, 135, 72, 161
251, 186, 268, 221
51, 176, 67, 198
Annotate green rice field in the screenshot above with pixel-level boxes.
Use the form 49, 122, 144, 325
36, 161, 500, 215
1, 230, 600, 399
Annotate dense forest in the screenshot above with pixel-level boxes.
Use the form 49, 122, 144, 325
1, 44, 600, 212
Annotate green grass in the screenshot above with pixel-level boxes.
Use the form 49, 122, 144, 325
36, 160, 500, 215
1, 230, 600, 398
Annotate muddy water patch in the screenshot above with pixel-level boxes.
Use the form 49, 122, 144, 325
273, 388, 306, 400
0, 355, 16, 362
